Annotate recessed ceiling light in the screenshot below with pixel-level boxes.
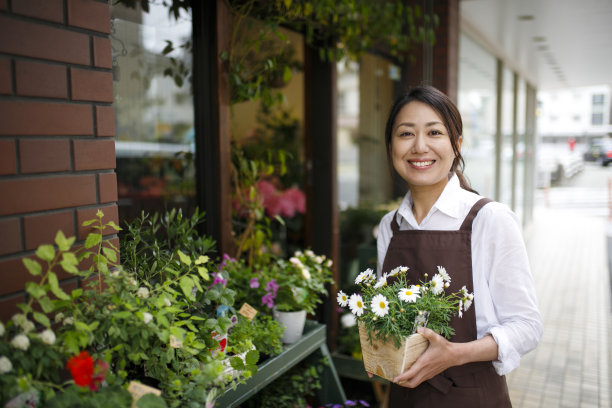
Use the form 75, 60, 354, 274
518, 15, 535, 21
533, 36, 547, 42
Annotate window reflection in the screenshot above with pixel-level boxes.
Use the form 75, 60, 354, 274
111, 3, 195, 223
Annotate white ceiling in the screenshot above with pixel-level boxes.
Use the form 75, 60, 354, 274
460, 0, 612, 90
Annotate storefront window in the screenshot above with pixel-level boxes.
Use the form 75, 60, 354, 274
515, 78, 527, 220
458, 33, 497, 198
111, 3, 194, 224
500, 67, 514, 206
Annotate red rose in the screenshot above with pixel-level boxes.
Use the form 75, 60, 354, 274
67, 351, 94, 387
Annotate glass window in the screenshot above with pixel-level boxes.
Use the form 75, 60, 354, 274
515, 78, 526, 221
592, 113, 604, 125
458, 33, 497, 198
111, 3, 195, 224
593, 94, 604, 105
500, 67, 514, 207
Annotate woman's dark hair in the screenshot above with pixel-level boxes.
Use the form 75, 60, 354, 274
384, 85, 476, 193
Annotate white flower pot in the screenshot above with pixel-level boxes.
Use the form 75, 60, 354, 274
274, 309, 307, 344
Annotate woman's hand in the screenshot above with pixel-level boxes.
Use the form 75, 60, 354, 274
392, 328, 499, 388
392, 327, 459, 388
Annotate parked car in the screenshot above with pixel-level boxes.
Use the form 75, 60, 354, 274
584, 139, 612, 166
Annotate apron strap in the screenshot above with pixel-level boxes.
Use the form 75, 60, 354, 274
459, 198, 492, 232
390, 210, 400, 234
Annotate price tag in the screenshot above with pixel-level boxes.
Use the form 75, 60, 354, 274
128, 381, 161, 407
238, 303, 258, 321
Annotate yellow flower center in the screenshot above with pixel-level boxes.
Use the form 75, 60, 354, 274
405, 290, 412, 296
357, 301, 363, 308
379, 301, 385, 309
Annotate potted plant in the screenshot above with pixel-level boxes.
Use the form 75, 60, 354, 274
269, 249, 334, 343
337, 266, 474, 381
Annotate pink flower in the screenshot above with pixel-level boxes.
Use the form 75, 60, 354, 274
249, 278, 260, 288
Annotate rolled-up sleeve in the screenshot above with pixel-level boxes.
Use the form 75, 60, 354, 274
474, 203, 543, 375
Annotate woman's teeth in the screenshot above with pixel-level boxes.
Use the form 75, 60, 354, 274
410, 160, 434, 167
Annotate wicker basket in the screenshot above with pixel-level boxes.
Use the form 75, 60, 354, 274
358, 321, 429, 381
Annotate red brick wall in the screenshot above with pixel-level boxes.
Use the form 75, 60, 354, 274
0, 0, 117, 321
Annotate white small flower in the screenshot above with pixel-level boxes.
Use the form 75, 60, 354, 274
355, 268, 375, 285
301, 267, 311, 280
348, 294, 365, 317
143, 312, 153, 324
340, 313, 357, 328
371, 294, 389, 318
136, 287, 150, 299
430, 274, 444, 295
0, 356, 12, 374
54, 312, 65, 324
305, 250, 315, 257
325, 259, 333, 267
110, 270, 120, 278
444, 282, 450, 288
458, 299, 464, 318
0, 321, 4, 336
11, 334, 30, 351
22, 320, 35, 334
437, 266, 451, 282
337, 290, 349, 307
289, 257, 302, 267
12, 314, 27, 327
463, 293, 474, 311
40, 329, 56, 345
459, 285, 468, 296
398, 285, 420, 303
294, 250, 303, 257
129, 278, 137, 286
63, 317, 74, 326
315, 256, 324, 264
373, 274, 388, 289
164, 297, 172, 307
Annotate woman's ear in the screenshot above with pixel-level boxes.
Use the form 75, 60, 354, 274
457, 136, 463, 151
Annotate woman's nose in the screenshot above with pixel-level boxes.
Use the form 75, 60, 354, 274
412, 134, 428, 153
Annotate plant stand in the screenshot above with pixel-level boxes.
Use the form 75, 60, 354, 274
215, 321, 346, 407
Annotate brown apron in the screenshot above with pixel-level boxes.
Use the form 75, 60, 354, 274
381, 198, 511, 408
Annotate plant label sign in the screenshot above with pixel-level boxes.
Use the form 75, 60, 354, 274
128, 381, 162, 407
239, 302, 258, 321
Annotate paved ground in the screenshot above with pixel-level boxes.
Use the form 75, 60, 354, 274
507, 205, 612, 407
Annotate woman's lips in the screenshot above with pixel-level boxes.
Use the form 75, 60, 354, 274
408, 160, 435, 168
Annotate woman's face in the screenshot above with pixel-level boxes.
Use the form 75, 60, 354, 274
390, 101, 461, 191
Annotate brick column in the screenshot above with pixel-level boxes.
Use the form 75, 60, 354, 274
0, 0, 117, 320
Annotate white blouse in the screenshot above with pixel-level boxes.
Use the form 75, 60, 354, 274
376, 174, 543, 375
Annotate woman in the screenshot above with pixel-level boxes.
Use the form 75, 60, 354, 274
375, 86, 542, 407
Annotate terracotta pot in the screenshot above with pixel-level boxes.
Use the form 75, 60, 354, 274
358, 321, 429, 381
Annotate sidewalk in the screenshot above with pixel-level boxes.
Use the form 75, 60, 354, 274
507, 207, 611, 407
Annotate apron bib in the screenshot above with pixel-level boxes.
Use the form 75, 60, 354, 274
381, 198, 511, 408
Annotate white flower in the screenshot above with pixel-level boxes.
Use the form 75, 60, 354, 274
430, 274, 444, 295
143, 312, 153, 324
0, 321, 4, 336
294, 250, 303, 257
40, 329, 56, 345
459, 285, 468, 296
348, 294, 365, 317
355, 268, 375, 285
340, 313, 357, 328
371, 294, 389, 318
305, 250, 314, 257
164, 297, 172, 307
11, 334, 30, 351
54, 312, 65, 324
437, 266, 451, 282
463, 293, 474, 311
458, 299, 464, 318
325, 259, 333, 267
0, 356, 12, 374
22, 320, 35, 334
388, 266, 408, 277
337, 290, 349, 307
12, 314, 27, 327
129, 278, 137, 286
315, 256, 324, 264
373, 274, 388, 289
63, 317, 74, 326
398, 285, 420, 303
301, 267, 311, 280
289, 257, 302, 267
110, 270, 120, 278
136, 287, 150, 299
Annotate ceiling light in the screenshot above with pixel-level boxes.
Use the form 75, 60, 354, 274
518, 15, 535, 21
533, 36, 547, 42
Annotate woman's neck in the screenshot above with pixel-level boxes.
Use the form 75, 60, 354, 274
409, 180, 448, 224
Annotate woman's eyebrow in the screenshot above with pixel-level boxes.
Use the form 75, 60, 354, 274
395, 121, 443, 128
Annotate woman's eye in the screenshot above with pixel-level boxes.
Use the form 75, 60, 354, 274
398, 131, 412, 137
430, 130, 443, 136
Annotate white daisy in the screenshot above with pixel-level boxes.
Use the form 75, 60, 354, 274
337, 290, 349, 307
459, 285, 468, 296
374, 274, 388, 289
371, 294, 389, 318
437, 266, 451, 282
388, 266, 409, 277
430, 274, 444, 295
463, 293, 474, 311
398, 285, 420, 303
355, 268, 375, 285
458, 299, 464, 318
340, 313, 357, 328
348, 294, 365, 316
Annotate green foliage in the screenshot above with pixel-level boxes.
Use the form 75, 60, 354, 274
228, 314, 285, 356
